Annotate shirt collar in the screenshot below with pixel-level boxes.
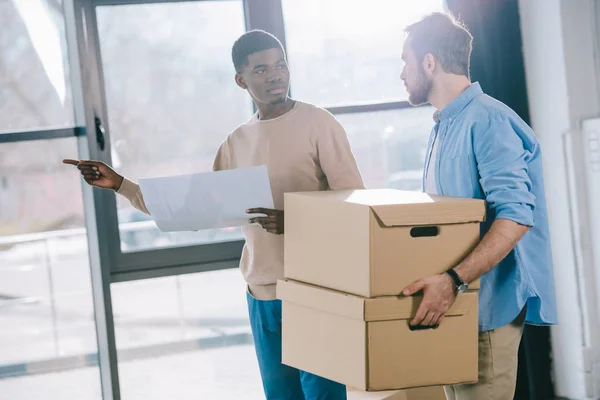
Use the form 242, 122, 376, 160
435, 82, 483, 122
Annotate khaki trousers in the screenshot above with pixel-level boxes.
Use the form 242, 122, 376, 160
444, 309, 526, 400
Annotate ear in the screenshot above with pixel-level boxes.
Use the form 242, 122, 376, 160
422, 53, 436, 77
235, 73, 247, 89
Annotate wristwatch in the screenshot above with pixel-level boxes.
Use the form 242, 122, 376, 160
446, 269, 468, 294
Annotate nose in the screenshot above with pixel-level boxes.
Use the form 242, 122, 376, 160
400, 66, 406, 81
266, 72, 282, 83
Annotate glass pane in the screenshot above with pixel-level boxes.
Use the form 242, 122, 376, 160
96, 1, 251, 252
0, 0, 75, 133
0, 138, 101, 398
112, 270, 263, 399
283, 0, 445, 106
337, 106, 436, 190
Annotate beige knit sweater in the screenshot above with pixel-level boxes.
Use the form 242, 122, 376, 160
117, 101, 364, 299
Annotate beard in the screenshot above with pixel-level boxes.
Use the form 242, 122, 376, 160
408, 69, 433, 106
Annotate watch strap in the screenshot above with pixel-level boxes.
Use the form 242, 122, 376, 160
446, 269, 465, 288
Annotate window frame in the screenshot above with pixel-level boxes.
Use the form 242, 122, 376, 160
0, 127, 85, 143
78, 0, 253, 283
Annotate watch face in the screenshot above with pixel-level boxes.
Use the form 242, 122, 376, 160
457, 284, 468, 294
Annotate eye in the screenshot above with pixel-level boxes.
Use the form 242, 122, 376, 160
255, 69, 265, 75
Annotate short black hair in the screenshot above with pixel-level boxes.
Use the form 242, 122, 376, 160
231, 30, 285, 73
405, 12, 473, 77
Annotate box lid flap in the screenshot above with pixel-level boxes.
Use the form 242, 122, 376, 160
286, 189, 485, 226
277, 280, 477, 322
368, 192, 486, 227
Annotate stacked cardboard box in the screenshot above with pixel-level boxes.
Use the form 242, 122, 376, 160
278, 189, 485, 392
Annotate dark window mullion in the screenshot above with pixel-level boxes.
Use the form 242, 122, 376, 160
0, 127, 85, 143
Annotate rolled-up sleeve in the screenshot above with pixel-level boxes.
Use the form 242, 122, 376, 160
473, 117, 536, 227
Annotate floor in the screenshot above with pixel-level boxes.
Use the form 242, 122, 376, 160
0, 344, 265, 400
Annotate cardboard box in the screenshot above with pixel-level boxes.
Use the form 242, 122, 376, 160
347, 386, 446, 400
278, 279, 478, 391
284, 189, 485, 297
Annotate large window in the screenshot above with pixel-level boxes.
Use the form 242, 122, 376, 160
0, 139, 101, 397
0, 2, 100, 396
337, 106, 435, 190
283, 0, 445, 106
283, 0, 444, 190
111, 270, 262, 399
96, 1, 251, 252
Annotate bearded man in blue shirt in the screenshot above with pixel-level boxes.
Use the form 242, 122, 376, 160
399, 12, 558, 400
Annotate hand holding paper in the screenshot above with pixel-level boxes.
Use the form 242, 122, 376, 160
247, 207, 284, 235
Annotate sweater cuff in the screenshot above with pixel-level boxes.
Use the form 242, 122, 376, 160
116, 177, 139, 200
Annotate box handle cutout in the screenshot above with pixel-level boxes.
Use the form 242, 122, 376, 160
409, 324, 439, 331
410, 226, 439, 238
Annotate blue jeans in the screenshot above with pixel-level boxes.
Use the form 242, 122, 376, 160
247, 291, 347, 400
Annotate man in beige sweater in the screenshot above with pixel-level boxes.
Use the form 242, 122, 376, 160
65, 30, 363, 399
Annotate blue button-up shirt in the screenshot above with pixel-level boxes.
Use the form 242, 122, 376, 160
423, 82, 558, 331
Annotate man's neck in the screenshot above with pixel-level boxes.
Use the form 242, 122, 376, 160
257, 98, 296, 121
428, 76, 471, 111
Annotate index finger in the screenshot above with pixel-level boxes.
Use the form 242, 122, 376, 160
63, 159, 100, 167
63, 159, 80, 166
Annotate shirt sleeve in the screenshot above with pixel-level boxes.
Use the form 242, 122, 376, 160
473, 116, 536, 227
212, 140, 230, 172
316, 114, 365, 190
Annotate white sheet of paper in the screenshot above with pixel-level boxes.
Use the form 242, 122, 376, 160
138, 165, 274, 232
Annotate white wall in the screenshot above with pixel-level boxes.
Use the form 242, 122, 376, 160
519, 1, 600, 399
